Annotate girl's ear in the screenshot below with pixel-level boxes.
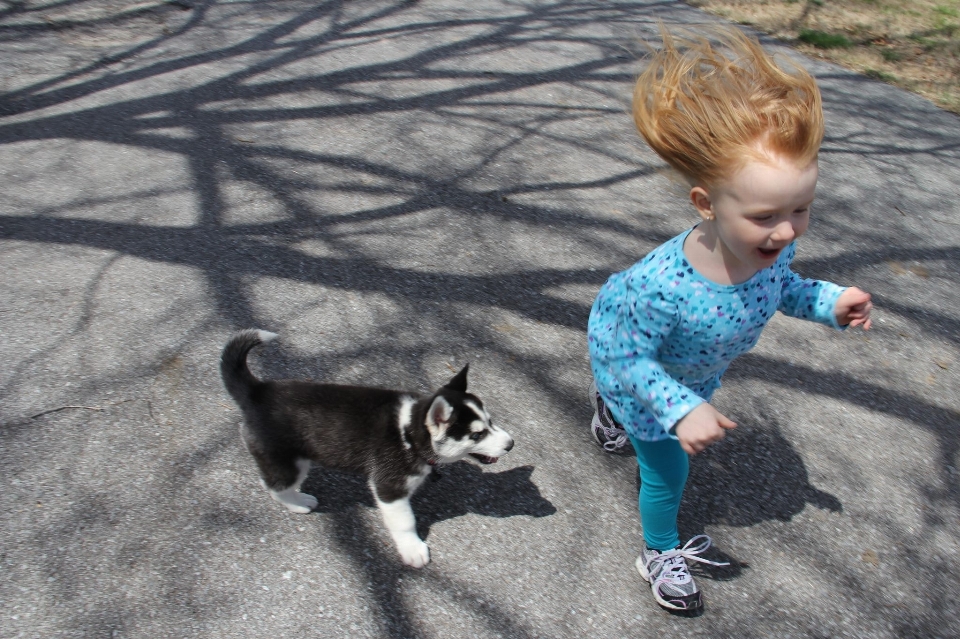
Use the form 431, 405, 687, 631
690, 186, 715, 222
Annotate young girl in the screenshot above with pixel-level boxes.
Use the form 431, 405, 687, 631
587, 27, 872, 614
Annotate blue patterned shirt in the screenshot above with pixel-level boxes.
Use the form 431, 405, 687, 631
588, 228, 846, 442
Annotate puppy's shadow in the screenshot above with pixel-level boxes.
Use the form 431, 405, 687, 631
413, 463, 557, 538
670, 422, 842, 580
301, 463, 556, 539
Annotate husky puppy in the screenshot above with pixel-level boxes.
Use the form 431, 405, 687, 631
220, 329, 514, 568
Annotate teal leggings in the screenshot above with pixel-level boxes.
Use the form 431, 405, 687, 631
627, 432, 689, 551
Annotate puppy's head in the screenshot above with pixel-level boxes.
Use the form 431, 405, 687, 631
426, 365, 514, 464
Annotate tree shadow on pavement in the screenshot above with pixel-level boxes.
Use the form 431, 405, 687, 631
3, 0, 960, 636
326, 505, 545, 639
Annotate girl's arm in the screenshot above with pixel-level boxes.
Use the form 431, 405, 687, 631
834, 287, 873, 329
591, 283, 704, 435
777, 244, 848, 329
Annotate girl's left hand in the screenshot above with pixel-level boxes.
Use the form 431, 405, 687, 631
835, 287, 873, 330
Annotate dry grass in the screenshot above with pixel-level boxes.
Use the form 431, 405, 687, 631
685, 0, 960, 114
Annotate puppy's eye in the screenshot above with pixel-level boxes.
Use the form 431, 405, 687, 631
469, 432, 485, 441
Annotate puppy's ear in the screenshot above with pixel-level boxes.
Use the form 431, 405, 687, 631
426, 395, 454, 438
443, 364, 469, 393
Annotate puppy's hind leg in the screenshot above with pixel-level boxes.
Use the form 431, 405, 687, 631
371, 482, 429, 568
261, 458, 318, 514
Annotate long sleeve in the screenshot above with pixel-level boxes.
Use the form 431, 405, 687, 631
777, 244, 847, 329
600, 284, 704, 434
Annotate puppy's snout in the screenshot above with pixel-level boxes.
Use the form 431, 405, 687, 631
505, 439, 514, 452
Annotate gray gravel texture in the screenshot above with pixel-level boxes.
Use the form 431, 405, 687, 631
2, 1, 959, 637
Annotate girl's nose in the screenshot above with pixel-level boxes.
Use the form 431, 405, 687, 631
771, 220, 796, 243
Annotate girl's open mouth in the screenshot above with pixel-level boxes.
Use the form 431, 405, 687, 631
758, 247, 780, 259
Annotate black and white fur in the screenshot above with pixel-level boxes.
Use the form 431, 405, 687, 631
220, 329, 514, 567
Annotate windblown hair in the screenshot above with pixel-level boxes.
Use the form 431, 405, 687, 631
633, 25, 824, 186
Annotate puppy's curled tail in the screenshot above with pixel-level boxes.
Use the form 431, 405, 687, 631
220, 329, 278, 403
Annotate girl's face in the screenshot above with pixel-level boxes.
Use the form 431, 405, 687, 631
691, 152, 818, 276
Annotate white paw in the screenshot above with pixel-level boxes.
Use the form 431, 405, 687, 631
273, 490, 318, 514
289, 493, 319, 513
396, 537, 430, 568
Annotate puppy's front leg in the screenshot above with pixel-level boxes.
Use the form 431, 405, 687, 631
374, 493, 429, 568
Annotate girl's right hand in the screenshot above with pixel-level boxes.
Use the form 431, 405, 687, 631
673, 403, 737, 455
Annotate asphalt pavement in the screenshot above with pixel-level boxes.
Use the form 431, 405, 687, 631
2, 1, 959, 637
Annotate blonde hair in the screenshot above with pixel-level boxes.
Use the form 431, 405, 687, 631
633, 25, 823, 187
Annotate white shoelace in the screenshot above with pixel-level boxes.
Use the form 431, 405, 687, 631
600, 428, 627, 452
645, 535, 729, 592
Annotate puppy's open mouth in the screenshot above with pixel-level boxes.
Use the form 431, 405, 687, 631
469, 453, 499, 464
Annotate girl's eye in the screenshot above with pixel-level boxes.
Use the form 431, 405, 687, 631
794, 208, 809, 215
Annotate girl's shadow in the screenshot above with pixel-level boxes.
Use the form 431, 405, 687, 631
301, 462, 556, 539
660, 422, 842, 580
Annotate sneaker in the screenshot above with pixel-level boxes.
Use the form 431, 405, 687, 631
589, 382, 628, 453
635, 535, 728, 613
